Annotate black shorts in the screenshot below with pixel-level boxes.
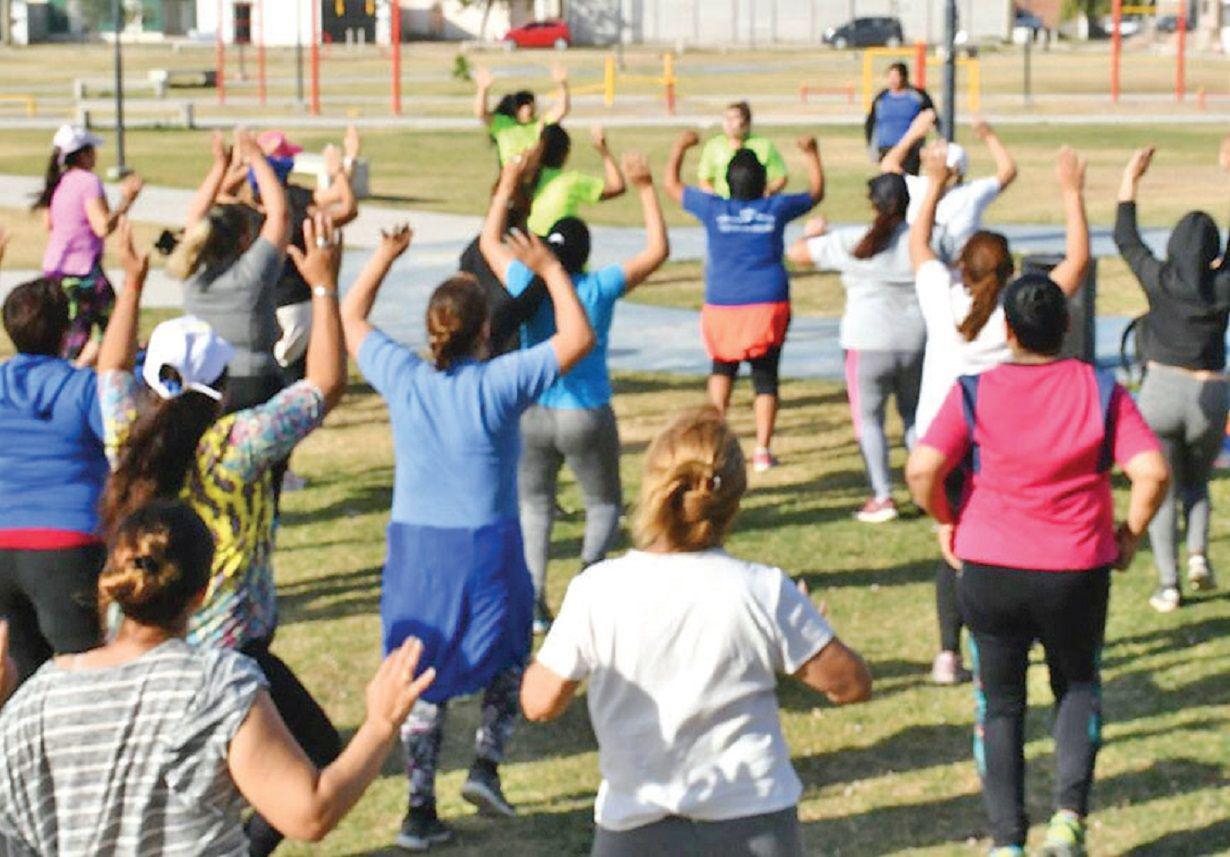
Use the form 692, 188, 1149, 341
711, 347, 783, 396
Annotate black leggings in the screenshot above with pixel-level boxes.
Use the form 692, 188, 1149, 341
0, 545, 105, 684
241, 636, 342, 856
936, 471, 966, 653
711, 347, 783, 397
959, 562, 1110, 848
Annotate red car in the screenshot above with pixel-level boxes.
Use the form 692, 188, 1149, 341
502, 19, 571, 50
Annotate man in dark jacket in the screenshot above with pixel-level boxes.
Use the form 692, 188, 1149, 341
864, 62, 936, 175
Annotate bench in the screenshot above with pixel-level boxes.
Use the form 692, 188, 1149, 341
147, 69, 218, 98
75, 101, 196, 130
291, 152, 372, 199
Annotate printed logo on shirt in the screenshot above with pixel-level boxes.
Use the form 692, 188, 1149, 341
715, 208, 777, 235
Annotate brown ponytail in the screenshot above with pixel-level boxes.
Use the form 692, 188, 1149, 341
956, 231, 1014, 342
852, 210, 905, 260
426, 275, 489, 370
634, 406, 747, 552
99, 501, 214, 631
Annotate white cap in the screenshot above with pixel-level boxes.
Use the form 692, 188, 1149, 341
946, 142, 969, 177
141, 316, 235, 401
51, 124, 104, 165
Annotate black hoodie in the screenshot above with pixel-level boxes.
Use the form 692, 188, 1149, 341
1114, 201, 1230, 370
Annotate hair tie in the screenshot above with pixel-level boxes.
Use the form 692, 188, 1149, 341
709, 474, 722, 491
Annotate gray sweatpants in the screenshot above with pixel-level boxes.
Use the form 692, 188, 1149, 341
518, 404, 622, 597
1137, 366, 1229, 589
591, 806, 802, 857
844, 349, 924, 501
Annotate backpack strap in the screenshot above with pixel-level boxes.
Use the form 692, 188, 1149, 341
1095, 369, 1118, 473
958, 374, 981, 474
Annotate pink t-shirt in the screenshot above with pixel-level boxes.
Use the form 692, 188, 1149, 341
41, 169, 104, 276
922, 359, 1160, 571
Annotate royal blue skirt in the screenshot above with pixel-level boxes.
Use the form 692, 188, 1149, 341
381, 517, 534, 704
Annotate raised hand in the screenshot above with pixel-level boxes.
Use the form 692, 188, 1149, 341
622, 151, 653, 188
796, 135, 819, 154
1056, 145, 1087, 193
344, 124, 361, 162
475, 64, 495, 90
116, 217, 149, 284
378, 224, 413, 260
365, 636, 436, 734
922, 141, 951, 183
505, 229, 561, 276
676, 129, 700, 150
287, 213, 341, 288
550, 61, 568, 85
1124, 146, 1155, 183
590, 124, 608, 152
119, 172, 144, 203
210, 129, 232, 165
972, 117, 993, 140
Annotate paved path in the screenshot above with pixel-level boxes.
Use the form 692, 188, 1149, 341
1, 174, 1160, 379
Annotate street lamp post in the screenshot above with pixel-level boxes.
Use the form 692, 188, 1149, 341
942, 0, 956, 142
109, 0, 130, 178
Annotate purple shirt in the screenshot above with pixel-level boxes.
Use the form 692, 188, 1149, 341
42, 169, 104, 277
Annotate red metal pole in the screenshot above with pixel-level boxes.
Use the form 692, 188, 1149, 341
216, 0, 226, 105
310, 0, 321, 115
1110, 0, 1122, 104
914, 40, 926, 91
1176, 5, 1187, 102
391, 0, 402, 115
257, 0, 266, 106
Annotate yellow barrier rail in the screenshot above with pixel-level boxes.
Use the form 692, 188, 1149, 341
0, 94, 36, 116
584, 55, 678, 113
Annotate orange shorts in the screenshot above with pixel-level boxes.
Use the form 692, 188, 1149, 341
701, 302, 791, 363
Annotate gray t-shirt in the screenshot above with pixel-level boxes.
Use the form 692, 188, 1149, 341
807, 223, 925, 352
183, 237, 284, 378
0, 640, 266, 856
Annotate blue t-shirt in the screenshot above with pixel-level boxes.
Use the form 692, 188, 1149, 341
683, 187, 814, 306
357, 330, 560, 528
0, 354, 107, 535
873, 89, 927, 149
506, 260, 626, 410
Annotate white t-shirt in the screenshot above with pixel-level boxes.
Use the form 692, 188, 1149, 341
904, 174, 1002, 261
914, 259, 1013, 438
535, 548, 833, 832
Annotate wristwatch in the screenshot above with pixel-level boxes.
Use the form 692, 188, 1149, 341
312, 285, 338, 298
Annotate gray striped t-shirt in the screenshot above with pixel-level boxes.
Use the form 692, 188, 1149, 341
0, 640, 266, 856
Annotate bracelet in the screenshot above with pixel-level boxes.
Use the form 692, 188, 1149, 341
312, 285, 338, 298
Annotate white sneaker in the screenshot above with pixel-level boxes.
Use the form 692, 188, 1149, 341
1187, 555, 1218, 592
1149, 586, 1181, 613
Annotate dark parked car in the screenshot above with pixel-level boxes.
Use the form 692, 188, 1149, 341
823, 17, 904, 49
1156, 15, 1180, 33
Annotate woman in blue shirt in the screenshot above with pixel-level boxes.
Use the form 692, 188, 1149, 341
341, 189, 595, 851
481, 152, 669, 634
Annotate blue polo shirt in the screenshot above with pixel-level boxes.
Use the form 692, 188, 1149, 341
873, 88, 929, 149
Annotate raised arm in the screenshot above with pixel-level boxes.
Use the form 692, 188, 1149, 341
910, 143, 949, 271
96, 219, 149, 375
973, 119, 1017, 190
620, 152, 669, 291
505, 231, 594, 372
473, 65, 495, 125
591, 126, 626, 200
663, 130, 699, 206
186, 132, 233, 228
339, 224, 413, 359
313, 168, 358, 227
238, 133, 290, 250
880, 108, 935, 174
1048, 146, 1091, 297
796, 135, 824, 203
85, 171, 143, 239
1113, 146, 1163, 293
229, 637, 435, 843
285, 214, 347, 412
479, 159, 526, 284
542, 62, 570, 125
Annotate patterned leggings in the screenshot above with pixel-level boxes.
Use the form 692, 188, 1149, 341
57, 266, 115, 362
401, 664, 523, 808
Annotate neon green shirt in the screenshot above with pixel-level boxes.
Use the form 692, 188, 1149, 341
527, 168, 606, 236
489, 114, 544, 165
696, 134, 788, 199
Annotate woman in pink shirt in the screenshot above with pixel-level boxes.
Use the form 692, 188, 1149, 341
33, 125, 143, 365
906, 276, 1168, 857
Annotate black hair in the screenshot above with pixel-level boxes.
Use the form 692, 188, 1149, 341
2, 278, 69, 356
726, 149, 767, 201
888, 62, 909, 82
494, 90, 536, 119
1003, 274, 1069, 356
540, 124, 571, 170
545, 217, 591, 275
32, 147, 93, 211
854, 173, 909, 259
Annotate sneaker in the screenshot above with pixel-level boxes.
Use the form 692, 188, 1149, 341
855, 497, 898, 524
752, 447, 777, 473
1149, 586, 1181, 613
930, 650, 972, 685
987, 848, 1024, 857
1187, 554, 1218, 592
395, 804, 454, 852
532, 596, 553, 636
461, 759, 516, 818
1039, 810, 1086, 857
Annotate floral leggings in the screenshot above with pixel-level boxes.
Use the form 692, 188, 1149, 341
57, 266, 115, 361
401, 664, 523, 808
